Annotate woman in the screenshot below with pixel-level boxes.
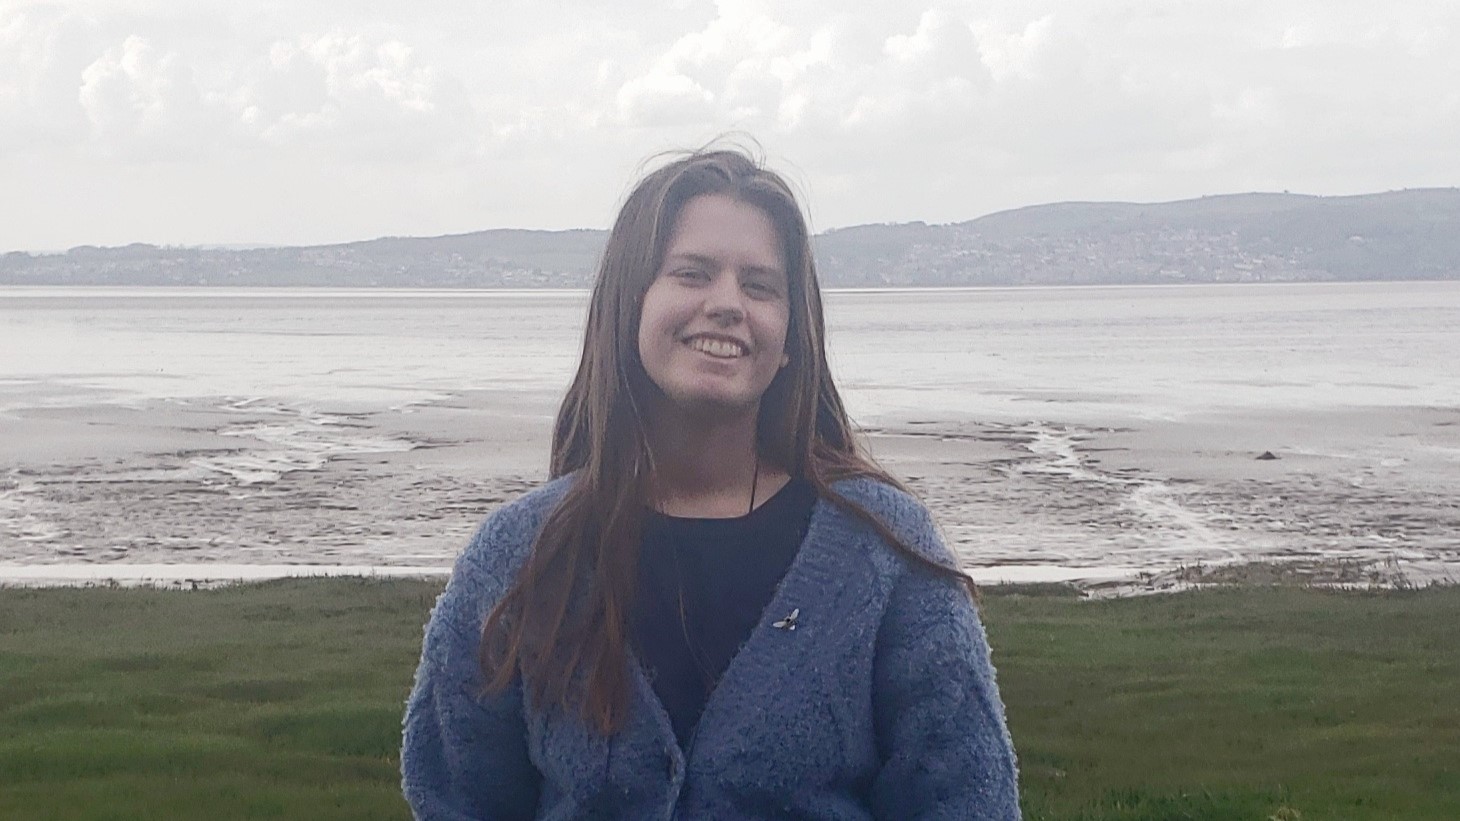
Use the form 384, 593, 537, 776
401, 147, 1020, 819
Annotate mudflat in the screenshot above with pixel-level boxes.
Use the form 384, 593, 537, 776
2, 387, 1458, 591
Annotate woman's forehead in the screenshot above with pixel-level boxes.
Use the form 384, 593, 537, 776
662, 195, 788, 274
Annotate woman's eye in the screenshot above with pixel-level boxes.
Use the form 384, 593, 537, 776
674, 269, 707, 281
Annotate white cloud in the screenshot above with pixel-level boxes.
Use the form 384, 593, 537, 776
613, 2, 805, 129
616, 71, 716, 127
1, 0, 1458, 250
233, 31, 467, 160
77, 34, 224, 159
973, 14, 1052, 81
0, 6, 99, 152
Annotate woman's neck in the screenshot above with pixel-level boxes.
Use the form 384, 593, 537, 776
646, 406, 787, 518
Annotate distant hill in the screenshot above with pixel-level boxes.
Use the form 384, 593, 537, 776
5, 188, 1458, 287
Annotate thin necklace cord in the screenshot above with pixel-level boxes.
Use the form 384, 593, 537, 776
748, 452, 759, 516
673, 451, 760, 695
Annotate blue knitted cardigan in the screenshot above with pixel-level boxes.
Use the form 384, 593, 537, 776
401, 476, 1021, 820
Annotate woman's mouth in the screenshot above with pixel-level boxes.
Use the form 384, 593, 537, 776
686, 336, 748, 358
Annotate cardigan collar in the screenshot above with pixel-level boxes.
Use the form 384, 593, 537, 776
627, 486, 887, 769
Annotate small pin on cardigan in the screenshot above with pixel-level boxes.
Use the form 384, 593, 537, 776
772, 608, 800, 631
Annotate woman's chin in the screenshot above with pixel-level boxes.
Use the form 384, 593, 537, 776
658, 388, 762, 422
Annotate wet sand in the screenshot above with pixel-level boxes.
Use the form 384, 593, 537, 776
2, 390, 1458, 593
864, 409, 1460, 593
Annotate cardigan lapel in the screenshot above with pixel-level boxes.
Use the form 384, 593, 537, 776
673, 491, 890, 775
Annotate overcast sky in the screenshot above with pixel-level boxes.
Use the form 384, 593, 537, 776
2, 0, 1457, 251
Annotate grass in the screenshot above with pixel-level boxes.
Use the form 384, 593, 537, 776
982, 584, 1460, 820
0, 578, 438, 820
2, 579, 1457, 819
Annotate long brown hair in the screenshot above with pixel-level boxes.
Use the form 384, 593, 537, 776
480, 144, 975, 734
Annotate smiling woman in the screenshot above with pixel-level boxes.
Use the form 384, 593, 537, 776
400, 145, 1021, 819
637, 194, 792, 421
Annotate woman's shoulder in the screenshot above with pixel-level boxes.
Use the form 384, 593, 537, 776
457, 475, 574, 570
435, 475, 576, 623
827, 474, 923, 519
824, 474, 958, 574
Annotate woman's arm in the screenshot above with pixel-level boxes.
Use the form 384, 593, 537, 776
401, 522, 542, 820
870, 528, 1021, 819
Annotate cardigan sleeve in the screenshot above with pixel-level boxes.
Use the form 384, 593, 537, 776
869, 512, 1021, 820
401, 515, 542, 820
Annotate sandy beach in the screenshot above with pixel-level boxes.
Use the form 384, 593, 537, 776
863, 408, 1460, 592
3, 387, 1456, 592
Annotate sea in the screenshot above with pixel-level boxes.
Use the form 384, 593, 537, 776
6, 281, 1458, 420
2, 281, 1459, 588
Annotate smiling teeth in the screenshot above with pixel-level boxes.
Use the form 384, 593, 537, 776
689, 337, 746, 358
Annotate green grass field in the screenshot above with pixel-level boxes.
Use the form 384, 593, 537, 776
2, 578, 1456, 820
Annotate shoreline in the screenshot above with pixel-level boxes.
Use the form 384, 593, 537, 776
3, 390, 1458, 595
2, 559, 1453, 598
0, 560, 1146, 591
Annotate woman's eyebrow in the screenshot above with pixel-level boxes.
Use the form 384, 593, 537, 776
741, 263, 786, 280
664, 253, 785, 278
663, 252, 715, 267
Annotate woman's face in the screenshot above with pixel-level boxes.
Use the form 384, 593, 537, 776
636, 194, 791, 421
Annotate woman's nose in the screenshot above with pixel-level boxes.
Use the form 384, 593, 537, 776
703, 274, 746, 322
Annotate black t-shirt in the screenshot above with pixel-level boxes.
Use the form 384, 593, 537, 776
632, 478, 818, 747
